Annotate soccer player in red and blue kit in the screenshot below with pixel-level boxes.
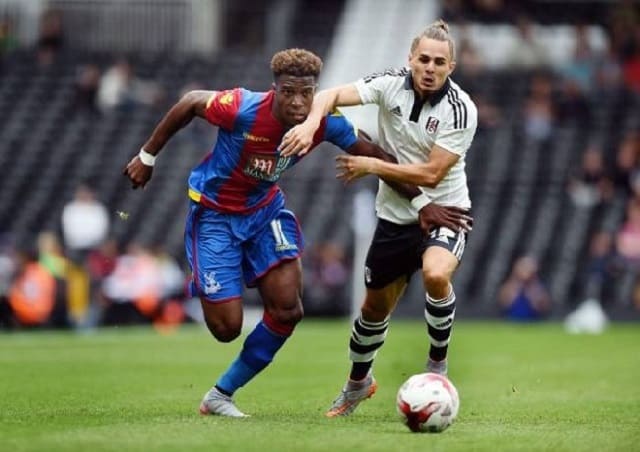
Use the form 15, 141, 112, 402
123, 48, 470, 417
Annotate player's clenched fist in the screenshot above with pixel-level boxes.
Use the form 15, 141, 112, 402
123, 154, 153, 189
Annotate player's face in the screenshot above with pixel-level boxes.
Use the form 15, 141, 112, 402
408, 37, 455, 97
273, 75, 317, 127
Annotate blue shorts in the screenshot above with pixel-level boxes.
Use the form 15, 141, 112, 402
184, 199, 304, 302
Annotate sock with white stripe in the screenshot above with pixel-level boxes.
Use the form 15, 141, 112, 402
424, 285, 456, 362
348, 315, 390, 381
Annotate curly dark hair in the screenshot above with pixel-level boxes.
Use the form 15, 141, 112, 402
271, 48, 323, 79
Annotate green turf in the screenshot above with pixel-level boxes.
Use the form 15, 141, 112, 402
1, 320, 639, 452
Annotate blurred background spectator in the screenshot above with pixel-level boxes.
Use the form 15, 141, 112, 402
578, 231, 616, 308
99, 242, 161, 326
567, 145, 613, 208
0, 17, 17, 67
97, 58, 164, 113
522, 73, 555, 143
36, 8, 63, 67
505, 16, 548, 69
0, 236, 15, 328
61, 183, 110, 266
560, 25, 596, 93
304, 242, 350, 315
498, 256, 551, 321
6, 245, 56, 328
614, 198, 640, 306
37, 231, 69, 328
83, 237, 119, 327
71, 64, 101, 116
611, 131, 640, 197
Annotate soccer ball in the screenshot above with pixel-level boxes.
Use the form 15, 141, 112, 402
396, 372, 459, 433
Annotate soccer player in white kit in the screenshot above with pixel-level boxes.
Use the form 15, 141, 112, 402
281, 19, 477, 417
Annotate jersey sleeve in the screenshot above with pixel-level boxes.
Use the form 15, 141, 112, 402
354, 68, 407, 107
203, 88, 242, 130
321, 109, 358, 150
354, 76, 387, 106
435, 99, 478, 156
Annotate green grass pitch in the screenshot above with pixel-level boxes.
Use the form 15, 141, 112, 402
1, 320, 639, 452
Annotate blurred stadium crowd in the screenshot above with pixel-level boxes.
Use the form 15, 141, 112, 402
1, 0, 640, 330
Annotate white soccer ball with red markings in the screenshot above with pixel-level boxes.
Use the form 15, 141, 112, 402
396, 372, 459, 433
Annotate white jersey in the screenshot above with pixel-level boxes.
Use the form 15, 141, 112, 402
355, 68, 478, 225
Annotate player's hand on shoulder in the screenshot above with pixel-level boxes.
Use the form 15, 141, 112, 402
122, 154, 153, 189
280, 122, 316, 157
418, 204, 473, 235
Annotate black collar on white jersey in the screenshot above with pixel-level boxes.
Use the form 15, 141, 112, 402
403, 73, 450, 106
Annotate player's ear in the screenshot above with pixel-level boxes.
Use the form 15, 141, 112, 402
448, 60, 456, 76
272, 82, 277, 91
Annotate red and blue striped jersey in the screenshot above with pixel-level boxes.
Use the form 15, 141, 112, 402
187, 88, 358, 214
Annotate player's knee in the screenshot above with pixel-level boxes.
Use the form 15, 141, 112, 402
361, 301, 391, 322
422, 268, 451, 292
204, 318, 241, 343
269, 303, 304, 327
210, 325, 241, 343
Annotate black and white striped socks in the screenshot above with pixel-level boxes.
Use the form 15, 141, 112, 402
424, 285, 456, 362
348, 315, 390, 380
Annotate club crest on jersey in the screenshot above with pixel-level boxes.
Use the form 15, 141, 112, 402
203, 272, 222, 295
426, 116, 439, 134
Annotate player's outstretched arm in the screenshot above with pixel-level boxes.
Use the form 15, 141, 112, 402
336, 145, 459, 188
123, 90, 215, 189
345, 135, 472, 233
418, 204, 473, 233
280, 84, 362, 157
347, 132, 420, 200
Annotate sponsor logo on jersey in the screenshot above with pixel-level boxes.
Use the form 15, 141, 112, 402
243, 132, 270, 143
426, 116, 439, 134
244, 153, 291, 182
390, 106, 402, 116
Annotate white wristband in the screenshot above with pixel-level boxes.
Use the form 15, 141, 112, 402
138, 148, 157, 166
410, 193, 432, 211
